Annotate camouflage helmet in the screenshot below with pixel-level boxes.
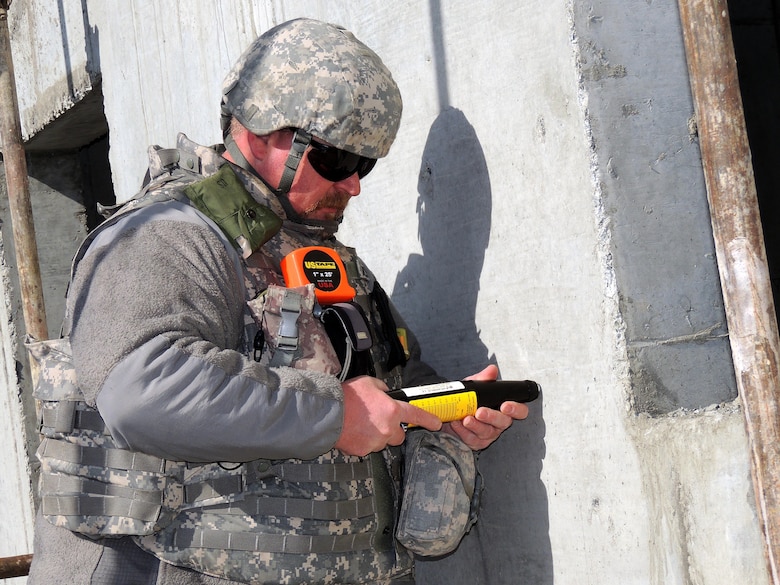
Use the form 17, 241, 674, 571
221, 18, 402, 159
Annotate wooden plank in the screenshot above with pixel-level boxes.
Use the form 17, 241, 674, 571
0, 554, 32, 579
677, 1, 780, 582
0, 0, 48, 342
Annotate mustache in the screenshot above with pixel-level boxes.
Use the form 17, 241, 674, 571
303, 192, 352, 215
317, 192, 352, 209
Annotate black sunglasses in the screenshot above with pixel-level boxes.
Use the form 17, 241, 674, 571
306, 139, 377, 183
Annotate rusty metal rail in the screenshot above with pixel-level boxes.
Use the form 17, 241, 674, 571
0, 554, 32, 579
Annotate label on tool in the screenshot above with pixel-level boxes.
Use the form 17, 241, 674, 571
280, 246, 356, 304
403, 380, 466, 398
408, 391, 478, 423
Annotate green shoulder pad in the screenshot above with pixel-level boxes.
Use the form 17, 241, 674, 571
184, 164, 282, 257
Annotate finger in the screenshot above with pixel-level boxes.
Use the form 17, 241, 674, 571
448, 419, 493, 451
472, 406, 514, 431
398, 402, 443, 431
463, 364, 499, 382
461, 416, 502, 442
500, 401, 530, 420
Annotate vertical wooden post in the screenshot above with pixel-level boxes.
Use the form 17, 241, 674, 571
678, 1, 780, 582
0, 0, 48, 343
0, 1, 40, 575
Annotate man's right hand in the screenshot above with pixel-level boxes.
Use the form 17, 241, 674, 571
334, 376, 442, 457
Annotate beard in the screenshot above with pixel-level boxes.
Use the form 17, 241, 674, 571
301, 191, 352, 220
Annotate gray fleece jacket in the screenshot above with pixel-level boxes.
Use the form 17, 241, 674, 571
69, 199, 344, 463
27, 134, 440, 585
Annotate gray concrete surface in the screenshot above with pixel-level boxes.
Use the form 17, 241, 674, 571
0, 1, 772, 584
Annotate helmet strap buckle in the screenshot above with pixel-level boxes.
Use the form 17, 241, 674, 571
277, 129, 311, 194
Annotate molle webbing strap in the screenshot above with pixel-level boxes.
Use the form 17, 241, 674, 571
42, 474, 163, 503
344, 254, 363, 284
39, 437, 167, 474
183, 475, 245, 506
155, 148, 181, 170
42, 495, 162, 523
41, 475, 163, 522
183, 459, 373, 507
46, 400, 75, 433
41, 403, 107, 434
172, 528, 376, 554
268, 460, 372, 482
203, 495, 377, 521
138, 148, 181, 193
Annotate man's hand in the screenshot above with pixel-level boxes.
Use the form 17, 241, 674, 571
335, 376, 442, 457
443, 364, 530, 450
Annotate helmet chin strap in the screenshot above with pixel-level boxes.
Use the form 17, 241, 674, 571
277, 130, 311, 194
222, 125, 342, 235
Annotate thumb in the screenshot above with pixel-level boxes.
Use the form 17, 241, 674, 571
464, 364, 499, 382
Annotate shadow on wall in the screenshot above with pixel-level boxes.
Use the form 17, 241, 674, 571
391, 108, 494, 378
391, 108, 553, 584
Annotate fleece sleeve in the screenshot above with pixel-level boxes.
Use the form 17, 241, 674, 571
68, 202, 344, 463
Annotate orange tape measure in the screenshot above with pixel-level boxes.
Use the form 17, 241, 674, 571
280, 246, 356, 304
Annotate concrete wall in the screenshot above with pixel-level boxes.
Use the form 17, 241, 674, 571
7, 0, 101, 146
1, 0, 771, 583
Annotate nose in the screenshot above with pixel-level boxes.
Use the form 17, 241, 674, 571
335, 172, 361, 197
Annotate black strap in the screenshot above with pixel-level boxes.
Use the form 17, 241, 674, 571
277, 129, 311, 194
371, 281, 408, 371
369, 452, 396, 553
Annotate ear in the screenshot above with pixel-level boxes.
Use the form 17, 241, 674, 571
245, 132, 270, 162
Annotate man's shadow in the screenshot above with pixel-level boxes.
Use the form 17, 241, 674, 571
392, 107, 494, 377
392, 108, 553, 584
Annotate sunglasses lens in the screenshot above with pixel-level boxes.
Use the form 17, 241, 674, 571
356, 158, 377, 179
308, 141, 377, 182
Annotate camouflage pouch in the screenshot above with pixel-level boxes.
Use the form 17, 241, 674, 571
183, 164, 282, 259
247, 283, 341, 375
26, 335, 80, 404
396, 429, 479, 556
26, 335, 185, 537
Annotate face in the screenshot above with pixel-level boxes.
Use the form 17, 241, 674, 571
258, 130, 363, 222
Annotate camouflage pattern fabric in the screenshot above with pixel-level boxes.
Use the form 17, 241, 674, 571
130, 135, 414, 583
26, 336, 80, 403
221, 18, 402, 159
247, 283, 342, 374
31, 130, 475, 582
136, 449, 414, 585
27, 336, 185, 537
395, 429, 479, 556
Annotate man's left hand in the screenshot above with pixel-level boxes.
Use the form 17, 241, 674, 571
441, 364, 530, 451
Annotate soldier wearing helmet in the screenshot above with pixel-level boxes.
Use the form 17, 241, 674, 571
27, 18, 529, 585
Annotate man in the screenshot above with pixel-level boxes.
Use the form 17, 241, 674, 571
27, 18, 529, 584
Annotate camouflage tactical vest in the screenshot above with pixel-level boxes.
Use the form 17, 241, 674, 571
31, 135, 415, 584
29, 185, 232, 539
132, 168, 414, 583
